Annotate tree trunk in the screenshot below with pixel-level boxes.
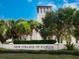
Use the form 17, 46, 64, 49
30, 34, 32, 40
60, 39, 63, 43
76, 39, 78, 43
43, 36, 47, 40
56, 35, 60, 43
47, 35, 53, 40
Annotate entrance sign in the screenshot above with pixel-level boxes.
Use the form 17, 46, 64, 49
0, 44, 65, 50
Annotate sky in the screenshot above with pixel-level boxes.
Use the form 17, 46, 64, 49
0, 0, 79, 20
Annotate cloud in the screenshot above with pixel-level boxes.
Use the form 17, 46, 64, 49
27, 0, 32, 3
63, 0, 79, 9
67, 3, 78, 8
63, 0, 68, 3
63, 2, 79, 9
37, 1, 58, 11
47, 3, 52, 6
47, 3, 57, 10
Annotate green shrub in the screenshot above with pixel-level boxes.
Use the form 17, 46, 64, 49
0, 49, 79, 55
65, 43, 75, 50
13, 40, 56, 44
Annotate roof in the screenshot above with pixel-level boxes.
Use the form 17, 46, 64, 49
37, 6, 52, 8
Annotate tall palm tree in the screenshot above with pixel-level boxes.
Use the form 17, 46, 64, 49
0, 19, 8, 43
28, 20, 40, 40
12, 20, 31, 40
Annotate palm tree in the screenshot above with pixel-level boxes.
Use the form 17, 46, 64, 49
28, 20, 40, 40
16, 18, 26, 23
40, 7, 76, 43
0, 19, 9, 43
6, 20, 15, 39
13, 20, 31, 40
56, 7, 76, 43
40, 11, 57, 40
6, 18, 31, 40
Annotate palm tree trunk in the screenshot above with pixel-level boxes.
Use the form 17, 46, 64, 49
76, 39, 78, 43
60, 39, 63, 43
30, 34, 32, 40
56, 35, 60, 43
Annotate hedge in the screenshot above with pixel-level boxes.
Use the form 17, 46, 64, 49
0, 49, 79, 56
13, 40, 56, 44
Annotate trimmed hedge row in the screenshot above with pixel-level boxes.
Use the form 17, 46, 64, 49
0, 49, 79, 56
13, 40, 56, 44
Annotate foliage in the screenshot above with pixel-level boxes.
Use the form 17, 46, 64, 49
0, 20, 9, 43
56, 7, 76, 43
73, 10, 79, 43
39, 11, 57, 40
16, 21, 31, 34
27, 20, 40, 40
0, 49, 79, 56
65, 43, 75, 50
0, 7, 79, 43
74, 29, 79, 43
11, 20, 31, 39
13, 40, 56, 44
39, 27, 48, 40
39, 7, 77, 43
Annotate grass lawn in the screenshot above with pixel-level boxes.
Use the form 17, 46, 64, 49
0, 53, 79, 59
